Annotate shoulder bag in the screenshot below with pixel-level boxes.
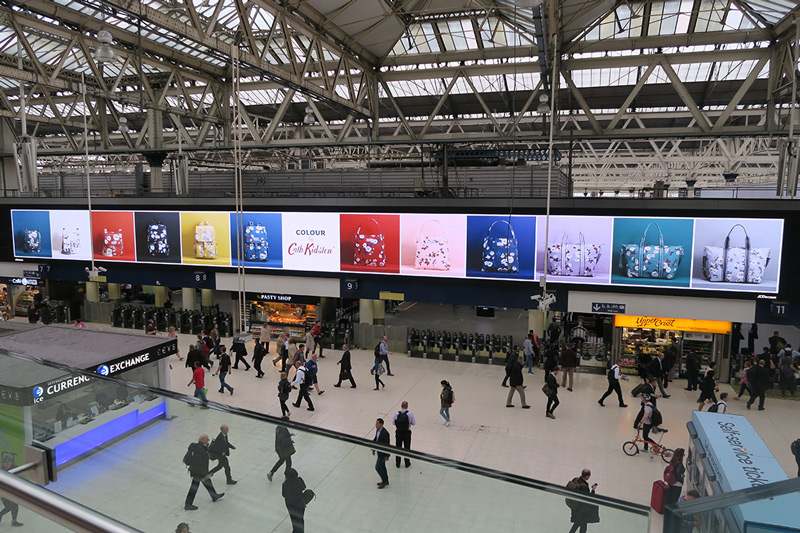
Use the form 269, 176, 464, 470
702, 224, 770, 283
619, 222, 684, 279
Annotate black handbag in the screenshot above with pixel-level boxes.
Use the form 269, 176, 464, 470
302, 488, 315, 505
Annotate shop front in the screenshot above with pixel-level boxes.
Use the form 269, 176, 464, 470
0, 323, 177, 468
612, 314, 732, 382
247, 293, 318, 342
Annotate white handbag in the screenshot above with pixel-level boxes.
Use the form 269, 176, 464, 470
61, 228, 80, 255
546, 233, 601, 277
414, 220, 451, 270
702, 224, 770, 283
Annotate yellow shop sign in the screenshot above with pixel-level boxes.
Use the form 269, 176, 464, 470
614, 315, 731, 334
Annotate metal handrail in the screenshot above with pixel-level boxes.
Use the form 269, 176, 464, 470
0, 469, 142, 533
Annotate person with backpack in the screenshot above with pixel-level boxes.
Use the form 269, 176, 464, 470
371, 349, 386, 390
208, 425, 237, 485
392, 401, 417, 468
778, 346, 798, 397
203, 332, 215, 358
268, 425, 295, 482
638, 394, 662, 451
696, 362, 718, 411
791, 438, 800, 477
213, 346, 234, 396
291, 360, 315, 411
231, 330, 251, 371
378, 335, 394, 375
183, 434, 224, 510
282, 467, 307, 532
664, 448, 686, 505
440, 380, 454, 426
565, 469, 599, 533
708, 392, 728, 414
334, 344, 356, 388
598, 363, 628, 408
277, 372, 291, 419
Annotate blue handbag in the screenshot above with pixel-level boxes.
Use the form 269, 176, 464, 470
244, 221, 268, 262
619, 223, 684, 280
481, 220, 519, 273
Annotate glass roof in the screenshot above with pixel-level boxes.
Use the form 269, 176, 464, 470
737, 0, 798, 24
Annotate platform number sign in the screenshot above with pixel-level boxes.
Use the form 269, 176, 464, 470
194, 272, 208, 285
343, 279, 359, 293
770, 301, 788, 317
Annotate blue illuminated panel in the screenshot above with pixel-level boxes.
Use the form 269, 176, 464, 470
54, 400, 166, 466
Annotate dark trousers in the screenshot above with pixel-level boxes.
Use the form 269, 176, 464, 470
374, 374, 385, 389
0, 498, 19, 522
313, 338, 324, 357
286, 504, 305, 533
546, 393, 559, 414
185, 476, 219, 506
642, 424, 656, 450
279, 394, 290, 416
667, 484, 682, 505
269, 455, 292, 475
233, 353, 250, 370
395, 430, 412, 467
568, 523, 587, 533
502, 371, 510, 386
293, 384, 314, 409
375, 455, 388, 483
600, 380, 624, 406
254, 357, 264, 376
747, 387, 766, 409
737, 382, 751, 398
686, 370, 698, 390
381, 354, 391, 374
336, 370, 356, 387
209, 455, 232, 481
794, 452, 800, 477
779, 375, 797, 396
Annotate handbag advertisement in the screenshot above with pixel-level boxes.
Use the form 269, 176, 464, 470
9, 208, 786, 294
535, 216, 612, 284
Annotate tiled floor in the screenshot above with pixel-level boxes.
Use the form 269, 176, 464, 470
15, 322, 800, 532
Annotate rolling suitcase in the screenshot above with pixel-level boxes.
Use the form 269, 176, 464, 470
631, 382, 645, 397
651, 480, 669, 513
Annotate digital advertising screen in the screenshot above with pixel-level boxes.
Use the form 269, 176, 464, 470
9, 209, 785, 294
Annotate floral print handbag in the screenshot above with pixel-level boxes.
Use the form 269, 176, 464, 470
244, 221, 269, 262
354, 218, 385, 267
415, 220, 451, 270
23, 227, 42, 253
102, 228, 124, 257
702, 224, 770, 283
61, 228, 80, 255
482, 220, 519, 273
547, 232, 601, 277
619, 223, 684, 279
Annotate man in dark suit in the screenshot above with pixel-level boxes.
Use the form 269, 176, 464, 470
747, 359, 770, 411
208, 425, 237, 485
184, 434, 224, 510
373, 418, 391, 488
334, 344, 356, 388
648, 352, 670, 398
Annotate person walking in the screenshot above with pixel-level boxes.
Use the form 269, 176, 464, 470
392, 401, 416, 468
187, 361, 208, 406
379, 335, 394, 376
684, 351, 700, 391
167, 326, 183, 361
523, 335, 535, 374
506, 357, 531, 409
334, 344, 356, 388
598, 362, 628, 408
696, 362, 717, 411
371, 350, 386, 390
664, 448, 686, 505
648, 352, 670, 398
545, 367, 560, 419
253, 340, 267, 378
543, 344, 558, 374
566, 469, 599, 533
183, 434, 225, 510
211, 324, 221, 356
213, 346, 234, 396
779, 347, 798, 397
560, 344, 577, 391
746, 359, 769, 411
662, 342, 677, 389
373, 418, 391, 488
231, 331, 251, 371
502, 346, 517, 387
267, 425, 296, 482
735, 361, 752, 400
791, 438, 800, 477
304, 354, 324, 395
440, 380, 454, 426
311, 321, 325, 358
305, 328, 316, 358
281, 468, 306, 533
291, 360, 315, 411
277, 372, 291, 419
0, 456, 23, 526
273, 332, 288, 369
208, 425, 237, 485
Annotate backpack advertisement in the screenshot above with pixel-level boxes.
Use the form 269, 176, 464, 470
11, 210, 52, 258
91, 211, 136, 261
134, 211, 182, 263
179, 211, 231, 266
229, 212, 283, 268
49, 210, 92, 260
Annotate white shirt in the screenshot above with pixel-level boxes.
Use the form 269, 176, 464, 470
716, 400, 728, 414
610, 365, 622, 380
291, 366, 307, 387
